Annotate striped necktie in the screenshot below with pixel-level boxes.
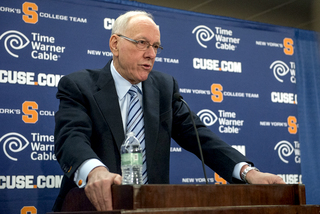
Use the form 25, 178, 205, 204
127, 85, 148, 184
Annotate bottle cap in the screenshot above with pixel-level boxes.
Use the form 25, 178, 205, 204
126, 132, 135, 137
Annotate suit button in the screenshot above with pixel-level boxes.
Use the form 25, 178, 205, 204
62, 164, 70, 173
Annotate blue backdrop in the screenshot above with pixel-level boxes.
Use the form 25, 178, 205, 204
0, 0, 318, 213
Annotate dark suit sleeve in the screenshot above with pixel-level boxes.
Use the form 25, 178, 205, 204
170, 78, 251, 184
54, 74, 100, 178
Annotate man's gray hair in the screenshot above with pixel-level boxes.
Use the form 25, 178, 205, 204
111, 11, 154, 35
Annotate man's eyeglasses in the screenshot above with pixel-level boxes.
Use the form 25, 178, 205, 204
117, 34, 163, 54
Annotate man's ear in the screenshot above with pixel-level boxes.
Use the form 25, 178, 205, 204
109, 34, 119, 56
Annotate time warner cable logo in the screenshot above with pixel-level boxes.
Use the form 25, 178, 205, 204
197, 109, 244, 134
0, 30, 66, 61
1, 132, 57, 161
192, 25, 240, 51
197, 109, 218, 126
270, 60, 296, 83
192, 25, 214, 48
0, 132, 29, 161
0, 30, 30, 58
274, 140, 300, 164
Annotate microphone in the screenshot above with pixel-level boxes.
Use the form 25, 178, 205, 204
174, 93, 208, 184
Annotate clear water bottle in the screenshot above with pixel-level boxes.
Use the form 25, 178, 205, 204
121, 132, 143, 184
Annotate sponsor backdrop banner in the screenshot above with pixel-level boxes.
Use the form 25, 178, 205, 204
0, 0, 318, 212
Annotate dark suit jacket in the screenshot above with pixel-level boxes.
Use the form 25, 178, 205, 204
53, 60, 251, 211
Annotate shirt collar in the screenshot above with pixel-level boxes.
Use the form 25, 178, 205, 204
110, 61, 142, 100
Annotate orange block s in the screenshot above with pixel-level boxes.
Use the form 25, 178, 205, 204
211, 84, 223, 103
283, 38, 294, 55
22, 2, 38, 24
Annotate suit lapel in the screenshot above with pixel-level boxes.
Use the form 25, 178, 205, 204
93, 62, 125, 151
92, 62, 160, 170
142, 75, 160, 171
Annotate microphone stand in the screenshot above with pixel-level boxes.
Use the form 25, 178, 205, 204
175, 94, 208, 184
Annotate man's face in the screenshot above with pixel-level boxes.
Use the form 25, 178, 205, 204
111, 15, 160, 85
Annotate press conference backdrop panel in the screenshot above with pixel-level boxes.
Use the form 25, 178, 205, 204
0, 0, 318, 213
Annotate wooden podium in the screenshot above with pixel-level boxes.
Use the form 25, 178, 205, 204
49, 184, 320, 214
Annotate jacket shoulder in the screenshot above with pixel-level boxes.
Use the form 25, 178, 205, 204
60, 68, 101, 84
148, 70, 176, 86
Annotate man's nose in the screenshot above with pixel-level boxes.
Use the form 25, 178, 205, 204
144, 45, 157, 58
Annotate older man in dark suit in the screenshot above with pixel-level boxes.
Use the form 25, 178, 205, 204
53, 10, 285, 212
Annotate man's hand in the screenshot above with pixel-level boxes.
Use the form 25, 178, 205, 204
84, 166, 122, 211
241, 165, 286, 184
